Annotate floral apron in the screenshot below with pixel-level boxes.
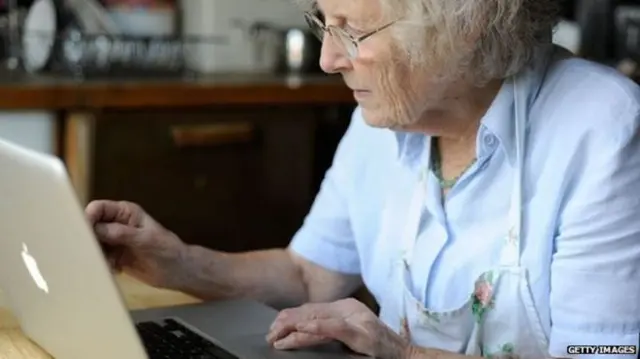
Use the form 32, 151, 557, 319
377, 46, 570, 359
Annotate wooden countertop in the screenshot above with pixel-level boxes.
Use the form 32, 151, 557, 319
0, 275, 200, 359
0, 72, 355, 110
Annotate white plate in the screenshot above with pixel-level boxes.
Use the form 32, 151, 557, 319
22, 0, 57, 73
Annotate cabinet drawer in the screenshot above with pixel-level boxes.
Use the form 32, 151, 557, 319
91, 106, 318, 252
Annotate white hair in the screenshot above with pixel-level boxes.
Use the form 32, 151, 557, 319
298, 0, 560, 85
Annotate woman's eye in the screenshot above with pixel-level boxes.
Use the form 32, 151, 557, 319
345, 24, 366, 36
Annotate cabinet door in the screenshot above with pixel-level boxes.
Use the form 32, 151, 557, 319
91, 105, 317, 252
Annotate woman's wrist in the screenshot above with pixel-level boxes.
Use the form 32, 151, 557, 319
401, 344, 417, 359
400, 345, 457, 359
380, 333, 415, 359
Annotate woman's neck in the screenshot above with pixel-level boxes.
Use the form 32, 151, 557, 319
398, 78, 502, 139
433, 79, 502, 139
423, 79, 503, 192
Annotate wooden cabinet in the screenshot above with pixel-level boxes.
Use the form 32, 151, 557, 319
89, 104, 353, 252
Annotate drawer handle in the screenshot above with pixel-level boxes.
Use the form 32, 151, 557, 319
170, 122, 255, 147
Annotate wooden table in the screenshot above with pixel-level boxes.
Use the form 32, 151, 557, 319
0, 275, 200, 359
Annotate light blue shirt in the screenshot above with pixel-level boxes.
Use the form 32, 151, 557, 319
289, 55, 640, 356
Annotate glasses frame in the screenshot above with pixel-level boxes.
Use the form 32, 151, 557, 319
303, 11, 397, 59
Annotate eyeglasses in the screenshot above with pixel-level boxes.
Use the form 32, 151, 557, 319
303, 11, 397, 59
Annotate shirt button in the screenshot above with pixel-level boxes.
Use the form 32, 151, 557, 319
483, 134, 497, 147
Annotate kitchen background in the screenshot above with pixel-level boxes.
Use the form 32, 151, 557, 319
0, 0, 314, 154
2, 0, 639, 155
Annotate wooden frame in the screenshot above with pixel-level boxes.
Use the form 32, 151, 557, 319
62, 112, 96, 205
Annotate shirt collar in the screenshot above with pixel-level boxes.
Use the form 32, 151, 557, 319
392, 44, 559, 170
392, 80, 517, 171
483, 44, 563, 165
478, 79, 517, 165
394, 131, 427, 172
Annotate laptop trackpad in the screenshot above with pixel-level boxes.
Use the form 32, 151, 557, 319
225, 334, 365, 359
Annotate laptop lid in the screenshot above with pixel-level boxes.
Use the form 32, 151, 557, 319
0, 138, 148, 359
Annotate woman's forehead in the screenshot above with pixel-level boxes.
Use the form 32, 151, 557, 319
316, 0, 381, 20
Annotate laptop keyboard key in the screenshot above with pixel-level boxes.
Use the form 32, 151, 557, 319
135, 318, 239, 359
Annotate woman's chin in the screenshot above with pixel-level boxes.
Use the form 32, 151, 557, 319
361, 109, 394, 129
361, 106, 413, 130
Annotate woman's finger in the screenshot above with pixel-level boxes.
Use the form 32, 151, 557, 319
272, 332, 330, 350
296, 318, 354, 342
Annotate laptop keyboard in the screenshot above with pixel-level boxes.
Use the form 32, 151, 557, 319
136, 318, 239, 359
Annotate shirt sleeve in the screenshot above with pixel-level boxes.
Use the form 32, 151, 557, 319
548, 104, 640, 358
287, 107, 363, 274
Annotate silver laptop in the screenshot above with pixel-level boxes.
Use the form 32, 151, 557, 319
0, 137, 356, 359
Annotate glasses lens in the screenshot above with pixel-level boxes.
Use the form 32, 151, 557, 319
331, 28, 358, 59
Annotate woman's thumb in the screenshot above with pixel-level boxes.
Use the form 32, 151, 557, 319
93, 222, 137, 246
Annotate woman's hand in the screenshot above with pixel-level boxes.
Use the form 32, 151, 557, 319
85, 200, 188, 289
266, 298, 410, 359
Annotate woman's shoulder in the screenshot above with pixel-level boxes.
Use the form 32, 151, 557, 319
524, 56, 640, 207
537, 56, 640, 117
530, 56, 640, 148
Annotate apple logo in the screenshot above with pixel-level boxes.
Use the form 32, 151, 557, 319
21, 243, 49, 294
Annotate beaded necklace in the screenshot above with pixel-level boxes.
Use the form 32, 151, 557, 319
431, 138, 477, 189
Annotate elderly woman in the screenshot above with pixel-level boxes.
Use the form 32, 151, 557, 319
86, 0, 640, 358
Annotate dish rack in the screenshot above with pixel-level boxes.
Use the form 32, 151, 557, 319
3, 27, 228, 78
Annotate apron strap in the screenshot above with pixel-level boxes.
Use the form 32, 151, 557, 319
500, 77, 525, 268
401, 169, 429, 265
401, 137, 433, 265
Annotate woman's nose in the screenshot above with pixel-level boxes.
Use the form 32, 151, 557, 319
319, 36, 352, 74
